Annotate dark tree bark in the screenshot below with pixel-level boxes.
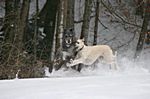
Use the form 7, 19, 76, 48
93, 0, 100, 45
4, 0, 16, 43
33, 0, 39, 62
64, 0, 75, 29
42, 0, 59, 60
38, 0, 48, 26
55, 2, 61, 55
134, 0, 149, 59
80, 0, 92, 45
19, 0, 30, 50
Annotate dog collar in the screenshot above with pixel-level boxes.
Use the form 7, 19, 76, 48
76, 46, 84, 52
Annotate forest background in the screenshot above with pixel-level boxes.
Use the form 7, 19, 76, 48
0, 0, 150, 79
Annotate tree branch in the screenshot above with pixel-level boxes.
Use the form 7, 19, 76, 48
101, 0, 142, 28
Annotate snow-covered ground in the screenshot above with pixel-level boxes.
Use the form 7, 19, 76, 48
0, 63, 150, 99
0, 74, 150, 99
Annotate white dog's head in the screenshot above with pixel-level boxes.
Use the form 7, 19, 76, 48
75, 38, 85, 51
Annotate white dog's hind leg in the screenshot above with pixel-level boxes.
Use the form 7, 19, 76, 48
113, 51, 119, 70
105, 56, 117, 70
110, 62, 118, 70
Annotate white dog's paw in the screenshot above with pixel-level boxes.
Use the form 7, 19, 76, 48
66, 63, 72, 67
69, 59, 73, 63
66, 59, 74, 67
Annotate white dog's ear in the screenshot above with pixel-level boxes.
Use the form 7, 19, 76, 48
81, 38, 85, 42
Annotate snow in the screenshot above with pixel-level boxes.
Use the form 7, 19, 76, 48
1, 64, 150, 99
0, 75, 150, 99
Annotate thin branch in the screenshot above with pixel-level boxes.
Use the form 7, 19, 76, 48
98, 18, 109, 29
103, 36, 117, 44
74, 14, 109, 30
115, 31, 136, 50
101, 0, 142, 28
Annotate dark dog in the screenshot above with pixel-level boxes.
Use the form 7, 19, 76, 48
53, 28, 81, 71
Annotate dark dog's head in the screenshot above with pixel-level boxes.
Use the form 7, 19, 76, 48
63, 28, 75, 49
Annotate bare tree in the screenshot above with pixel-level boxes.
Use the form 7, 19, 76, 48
32, 0, 39, 62
0, 0, 30, 79
3, 0, 30, 61
55, 0, 64, 55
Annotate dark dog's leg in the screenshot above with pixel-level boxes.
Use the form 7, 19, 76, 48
77, 64, 82, 72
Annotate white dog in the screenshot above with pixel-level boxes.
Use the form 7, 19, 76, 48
66, 39, 118, 70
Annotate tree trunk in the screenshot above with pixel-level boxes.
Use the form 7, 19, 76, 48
55, 0, 64, 53
33, 0, 39, 62
64, 0, 75, 29
134, 0, 149, 59
55, 3, 61, 55
19, 0, 30, 51
43, 0, 59, 60
93, 0, 100, 45
4, 0, 16, 43
80, 0, 92, 45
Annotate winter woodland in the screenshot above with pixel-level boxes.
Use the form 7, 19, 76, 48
1, 0, 150, 99
0, 0, 150, 79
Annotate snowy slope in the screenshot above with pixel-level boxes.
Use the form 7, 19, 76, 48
0, 70, 150, 99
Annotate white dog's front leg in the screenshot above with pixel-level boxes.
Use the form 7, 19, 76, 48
67, 59, 83, 67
